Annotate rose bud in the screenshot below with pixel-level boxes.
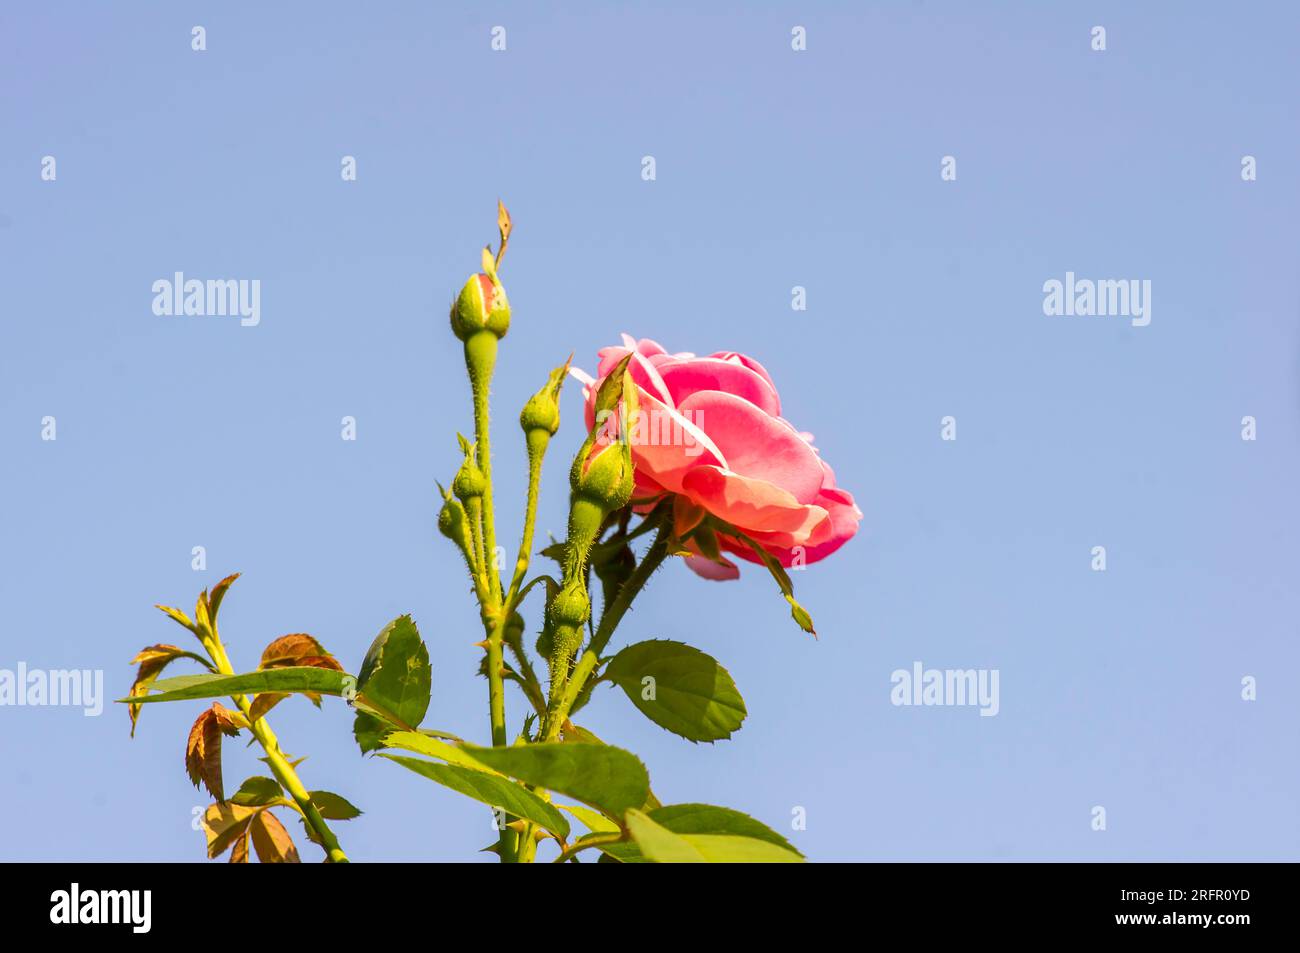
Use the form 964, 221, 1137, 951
571, 442, 635, 515
449, 270, 510, 342
452, 438, 487, 502
520, 359, 571, 438
436, 484, 474, 567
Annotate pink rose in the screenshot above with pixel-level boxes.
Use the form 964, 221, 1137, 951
573, 335, 862, 580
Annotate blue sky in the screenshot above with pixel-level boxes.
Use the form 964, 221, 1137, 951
1, 1, 1297, 861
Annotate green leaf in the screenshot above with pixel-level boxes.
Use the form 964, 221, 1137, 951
538, 541, 567, 565
381, 730, 499, 773
379, 755, 569, 839
119, 666, 353, 705
625, 809, 704, 862
356, 615, 430, 729
726, 527, 816, 636
230, 776, 285, 807
688, 835, 804, 862
561, 723, 663, 809
308, 790, 362, 820
603, 640, 746, 742
353, 711, 388, 754
648, 803, 800, 854
462, 742, 649, 818
144, 672, 223, 694
593, 803, 801, 863
625, 809, 803, 863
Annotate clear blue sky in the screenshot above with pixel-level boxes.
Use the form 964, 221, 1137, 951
2, 1, 1297, 861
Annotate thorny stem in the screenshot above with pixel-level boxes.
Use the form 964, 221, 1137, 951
205, 626, 348, 863
463, 329, 517, 861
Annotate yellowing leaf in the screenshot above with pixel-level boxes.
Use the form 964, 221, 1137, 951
625, 809, 705, 862
247, 692, 286, 724
250, 811, 300, 863
154, 604, 196, 633
558, 803, 620, 834
207, 572, 241, 622
202, 803, 259, 859
194, 591, 212, 634
127, 644, 210, 737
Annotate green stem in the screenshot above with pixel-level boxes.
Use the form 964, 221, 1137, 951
463, 329, 515, 862
206, 629, 348, 863
541, 496, 606, 738
465, 497, 492, 607
590, 518, 671, 658
486, 425, 551, 721
465, 331, 503, 603
545, 518, 672, 741
552, 832, 623, 863
509, 428, 549, 604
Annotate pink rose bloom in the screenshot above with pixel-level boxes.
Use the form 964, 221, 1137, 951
573, 335, 862, 580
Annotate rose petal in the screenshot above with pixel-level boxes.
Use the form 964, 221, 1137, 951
683, 552, 741, 581
675, 391, 824, 504
721, 486, 862, 568
624, 389, 727, 493
681, 465, 828, 542
657, 358, 782, 417
709, 350, 778, 394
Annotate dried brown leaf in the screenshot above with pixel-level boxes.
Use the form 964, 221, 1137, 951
259, 634, 333, 668
185, 703, 242, 802
229, 830, 250, 863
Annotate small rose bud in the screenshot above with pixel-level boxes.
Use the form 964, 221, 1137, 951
438, 494, 468, 540
452, 439, 486, 501
535, 626, 554, 660
436, 484, 473, 558
450, 272, 511, 342
520, 358, 571, 437
547, 583, 590, 629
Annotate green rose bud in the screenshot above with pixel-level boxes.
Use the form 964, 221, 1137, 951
436, 482, 475, 570
571, 442, 635, 513
520, 358, 571, 437
547, 583, 590, 630
452, 437, 486, 501
437, 493, 469, 543
449, 272, 511, 342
